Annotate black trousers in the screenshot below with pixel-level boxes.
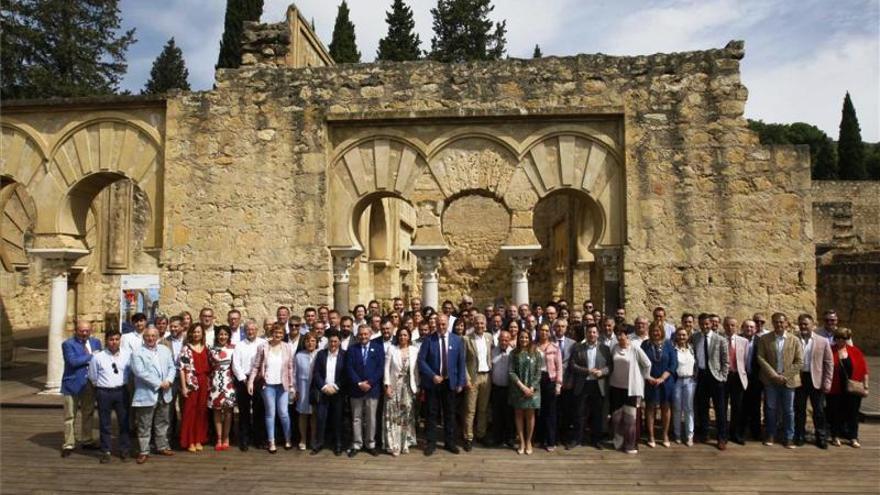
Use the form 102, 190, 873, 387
426, 385, 457, 447
558, 388, 574, 443
826, 393, 861, 441
725, 373, 746, 442
743, 373, 764, 439
235, 379, 265, 447
490, 384, 513, 444
315, 392, 345, 451
794, 372, 827, 443
572, 381, 604, 445
536, 373, 558, 447
695, 369, 727, 441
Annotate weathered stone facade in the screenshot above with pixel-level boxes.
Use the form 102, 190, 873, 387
3, 37, 832, 346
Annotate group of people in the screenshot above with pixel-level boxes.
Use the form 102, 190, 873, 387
61, 296, 870, 464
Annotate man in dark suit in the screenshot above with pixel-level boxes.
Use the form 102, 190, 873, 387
566, 323, 612, 449
344, 324, 385, 457
418, 315, 466, 455
312, 330, 347, 456
61, 320, 102, 457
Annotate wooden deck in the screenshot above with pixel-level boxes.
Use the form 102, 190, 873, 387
1, 408, 878, 495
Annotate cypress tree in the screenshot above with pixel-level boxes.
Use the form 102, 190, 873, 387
143, 38, 190, 94
837, 92, 867, 179
376, 0, 421, 61
429, 0, 507, 63
1, 0, 135, 99
328, 1, 361, 63
533, 44, 543, 58
216, 0, 264, 69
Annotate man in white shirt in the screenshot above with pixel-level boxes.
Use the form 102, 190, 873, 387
339, 316, 354, 350
160, 316, 186, 448
722, 316, 749, 445
463, 314, 493, 450
198, 307, 216, 348
88, 329, 131, 463
313, 320, 328, 350
121, 313, 147, 355
652, 306, 677, 341
629, 317, 649, 347
232, 319, 267, 451
794, 314, 833, 449
227, 309, 245, 344
312, 331, 345, 456
489, 330, 514, 447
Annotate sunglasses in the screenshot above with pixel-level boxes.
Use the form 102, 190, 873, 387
112, 362, 119, 374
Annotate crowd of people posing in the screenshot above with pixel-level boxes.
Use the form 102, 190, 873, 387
60, 297, 870, 464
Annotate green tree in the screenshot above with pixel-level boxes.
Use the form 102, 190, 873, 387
747, 119, 838, 179
143, 38, 190, 94
376, 0, 421, 61
533, 44, 543, 58
429, 0, 507, 63
328, 1, 361, 63
1, 0, 136, 99
216, 0, 264, 69
865, 142, 880, 180
837, 92, 867, 180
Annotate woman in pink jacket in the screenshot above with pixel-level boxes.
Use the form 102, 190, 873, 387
248, 323, 295, 453
535, 323, 563, 451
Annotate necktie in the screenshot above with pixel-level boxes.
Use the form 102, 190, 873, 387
703, 333, 709, 367
728, 337, 736, 371
440, 336, 448, 377
558, 339, 564, 353
362, 345, 368, 365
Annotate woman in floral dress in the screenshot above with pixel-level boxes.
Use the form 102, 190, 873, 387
179, 325, 210, 452
383, 327, 419, 456
208, 325, 236, 451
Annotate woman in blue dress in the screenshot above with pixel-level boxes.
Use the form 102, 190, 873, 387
641, 322, 677, 448
294, 333, 318, 451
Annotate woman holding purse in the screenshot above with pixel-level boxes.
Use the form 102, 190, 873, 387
826, 328, 869, 448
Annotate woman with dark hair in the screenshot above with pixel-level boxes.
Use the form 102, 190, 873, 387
179, 311, 193, 334
179, 325, 210, 452
208, 325, 236, 450
535, 323, 563, 451
641, 321, 677, 448
827, 328, 870, 448
452, 317, 466, 337
384, 327, 419, 456
509, 330, 543, 455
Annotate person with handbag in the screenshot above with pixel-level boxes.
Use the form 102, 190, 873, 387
827, 328, 869, 448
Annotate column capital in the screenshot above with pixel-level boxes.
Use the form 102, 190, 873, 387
409, 245, 449, 281
330, 247, 362, 284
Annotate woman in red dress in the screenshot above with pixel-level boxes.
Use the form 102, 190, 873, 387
179, 325, 210, 452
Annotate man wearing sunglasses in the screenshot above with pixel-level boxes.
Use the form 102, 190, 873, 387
88, 328, 132, 463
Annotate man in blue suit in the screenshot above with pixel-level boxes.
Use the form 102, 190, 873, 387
61, 320, 102, 457
418, 315, 466, 455
345, 324, 385, 457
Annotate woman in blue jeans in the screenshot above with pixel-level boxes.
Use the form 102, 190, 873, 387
248, 323, 296, 453
671, 328, 697, 445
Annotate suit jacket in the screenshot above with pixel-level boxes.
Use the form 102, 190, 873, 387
724, 334, 749, 389
345, 339, 385, 399
464, 332, 493, 385
690, 330, 729, 382
312, 348, 346, 400
566, 342, 612, 396
757, 332, 804, 388
418, 331, 466, 390
384, 345, 419, 394
61, 337, 102, 396
554, 336, 576, 368
131, 344, 176, 407
802, 333, 834, 392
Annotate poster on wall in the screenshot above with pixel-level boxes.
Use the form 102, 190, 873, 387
120, 274, 160, 333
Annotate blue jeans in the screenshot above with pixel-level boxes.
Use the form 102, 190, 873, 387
262, 384, 291, 444
764, 384, 794, 441
672, 377, 696, 441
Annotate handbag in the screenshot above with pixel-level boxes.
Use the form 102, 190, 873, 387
841, 358, 869, 398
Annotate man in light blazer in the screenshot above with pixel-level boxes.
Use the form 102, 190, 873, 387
757, 313, 804, 448
722, 317, 749, 445
794, 314, 834, 449
130, 325, 176, 463
691, 313, 730, 449
61, 320, 102, 457
418, 316, 466, 455
566, 323, 612, 449
462, 314, 493, 450
345, 324, 385, 457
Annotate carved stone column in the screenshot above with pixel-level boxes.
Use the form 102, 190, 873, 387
501, 246, 542, 306
409, 245, 449, 311
330, 247, 362, 316
595, 247, 622, 315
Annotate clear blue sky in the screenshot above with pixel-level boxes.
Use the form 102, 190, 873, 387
119, 0, 880, 141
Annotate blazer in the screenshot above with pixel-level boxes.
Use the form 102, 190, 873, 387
248, 342, 296, 392
464, 332, 493, 385
312, 348, 347, 400
537, 342, 564, 385
690, 330, 729, 382
757, 332, 804, 388
802, 333, 834, 392
61, 336, 102, 396
566, 342, 612, 396
724, 334, 750, 389
345, 339, 385, 399
554, 336, 577, 368
384, 345, 419, 395
641, 339, 678, 398
418, 331, 467, 391
130, 344, 176, 407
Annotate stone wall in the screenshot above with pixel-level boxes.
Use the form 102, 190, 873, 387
240, 5, 332, 69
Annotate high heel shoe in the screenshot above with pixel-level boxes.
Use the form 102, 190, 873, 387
187, 445, 197, 453
516, 447, 524, 455
222, 441, 230, 451
214, 443, 223, 451
268, 443, 277, 454
195, 443, 203, 451
525, 446, 533, 455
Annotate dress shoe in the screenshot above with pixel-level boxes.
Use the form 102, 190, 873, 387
310, 448, 321, 455
240, 445, 249, 452
794, 437, 805, 447
61, 448, 73, 458
333, 448, 343, 456
158, 449, 175, 456
367, 448, 378, 457
424, 445, 436, 456
462, 440, 472, 452
445, 445, 460, 454
817, 440, 828, 450
591, 442, 603, 450
783, 440, 796, 449
99, 452, 111, 464
347, 449, 359, 458
119, 452, 129, 462
136, 454, 148, 464
82, 443, 100, 450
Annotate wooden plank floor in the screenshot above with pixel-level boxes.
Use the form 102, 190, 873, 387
1, 408, 878, 495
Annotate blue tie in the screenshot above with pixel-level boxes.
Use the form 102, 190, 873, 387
362, 345, 368, 365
